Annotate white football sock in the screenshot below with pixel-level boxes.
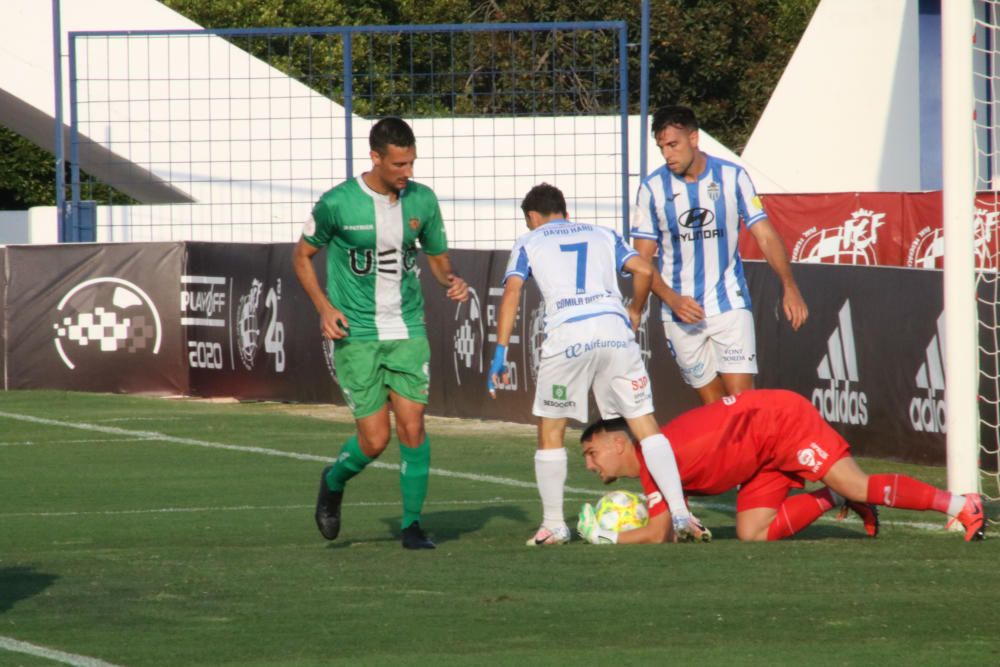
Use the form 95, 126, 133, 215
638, 434, 688, 518
535, 448, 568, 528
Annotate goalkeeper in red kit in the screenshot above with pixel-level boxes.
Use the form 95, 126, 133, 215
576, 389, 986, 544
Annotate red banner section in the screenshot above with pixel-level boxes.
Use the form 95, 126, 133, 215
738, 192, 1000, 270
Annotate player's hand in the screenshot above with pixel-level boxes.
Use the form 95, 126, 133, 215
446, 273, 469, 302
672, 512, 712, 543
666, 294, 705, 324
577, 503, 618, 545
319, 305, 349, 340
782, 285, 808, 331
487, 344, 508, 398
627, 303, 643, 332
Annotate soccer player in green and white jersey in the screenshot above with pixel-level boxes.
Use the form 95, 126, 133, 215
292, 117, 469, 550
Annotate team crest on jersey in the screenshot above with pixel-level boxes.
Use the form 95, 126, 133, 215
409, 217, 421, 231
707, 182, 720, 201
796, 442, 829, 474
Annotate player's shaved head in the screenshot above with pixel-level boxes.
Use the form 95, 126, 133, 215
651, 105, 698, 136
580, 417, 634, 444
520, 183, 568, 218
370, 117, 416, 155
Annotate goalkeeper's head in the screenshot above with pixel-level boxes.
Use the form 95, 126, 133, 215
580, 417, 641, 484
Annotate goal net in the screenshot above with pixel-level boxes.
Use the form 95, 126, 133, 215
67, 23, 629, 247
967, 1, 1000, 500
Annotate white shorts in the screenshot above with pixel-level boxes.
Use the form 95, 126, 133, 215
533, 314, 653, 423
663, 308, 757, 388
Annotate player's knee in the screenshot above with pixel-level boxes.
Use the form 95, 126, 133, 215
735, 523, 769, 542
358, 427, 391, 456
395, 420, 426, 447
363, 437, 390, 457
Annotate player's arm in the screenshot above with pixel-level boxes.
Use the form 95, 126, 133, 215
577, 504, 678, 544
487, 275, 523, 398
621, 253, 653, 331
747, 218, 808, 330
633, 238, 705, 324
425, 252, 469, 303
291, 237, 349, 340
617, 510, 672, 544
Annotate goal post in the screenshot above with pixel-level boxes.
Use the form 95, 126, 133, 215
943, 1, 979, 495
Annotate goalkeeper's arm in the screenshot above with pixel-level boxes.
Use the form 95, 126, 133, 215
578, 505, 671, 544
578, 506, 711, 545
618, 511, 672, 544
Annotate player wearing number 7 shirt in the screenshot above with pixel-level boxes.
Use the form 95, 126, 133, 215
487, 182, 708, 546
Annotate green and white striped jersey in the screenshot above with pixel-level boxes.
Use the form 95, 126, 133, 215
303, 175, 448, 341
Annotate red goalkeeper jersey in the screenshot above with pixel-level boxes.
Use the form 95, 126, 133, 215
638, 389, 850, 517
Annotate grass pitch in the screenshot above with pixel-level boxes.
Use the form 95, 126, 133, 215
1, 390, 998, 666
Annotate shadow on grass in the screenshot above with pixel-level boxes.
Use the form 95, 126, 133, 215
319, 504, 530, 549
706, 524, 876, 541
378, 504, 530, 545
0, 566, 58, 613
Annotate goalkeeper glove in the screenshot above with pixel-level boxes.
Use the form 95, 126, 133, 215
486, 344, 508, 398
673, 512, 712, 543
577, 503, 618, 545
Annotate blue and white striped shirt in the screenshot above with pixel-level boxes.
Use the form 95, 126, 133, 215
631, 154, 766, 321
504, 219, 637, 335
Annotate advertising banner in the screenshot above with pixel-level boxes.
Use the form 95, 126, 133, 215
181, 243, 341, 403
0, 242, 971, 465
740, 192, 1000, 271
5, 243, 187, 394
747, 261, 947, 464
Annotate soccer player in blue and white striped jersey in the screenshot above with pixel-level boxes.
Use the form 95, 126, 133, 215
633, 105, 808, 404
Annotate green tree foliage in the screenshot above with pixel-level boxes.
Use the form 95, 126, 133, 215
0, 127, 59, 209
0, 127, 133, 209
1, 0, 817, 207
162, 0, 818, 148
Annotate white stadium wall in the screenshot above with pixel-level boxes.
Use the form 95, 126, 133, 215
1, 0, 752, 247
742, 0, 923, 193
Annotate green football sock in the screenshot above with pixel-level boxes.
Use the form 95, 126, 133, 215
399, 437, 430, 529
325, 436, 372, 492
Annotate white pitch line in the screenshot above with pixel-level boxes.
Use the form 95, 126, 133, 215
0, 635, 124, 667
0, 410, 602, 495
0, 497, 571, 519
96, 417, 188, 423
0, 410, 952, 533
2, 438, 158, 445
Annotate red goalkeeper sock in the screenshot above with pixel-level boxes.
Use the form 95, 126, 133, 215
866, 473, 951, 513
766, 488, 837, 541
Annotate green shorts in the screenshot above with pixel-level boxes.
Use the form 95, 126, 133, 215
333, 336, 430, 419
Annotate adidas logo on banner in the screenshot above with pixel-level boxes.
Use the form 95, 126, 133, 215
910, 312, 946, 433
812, 300, 869, 425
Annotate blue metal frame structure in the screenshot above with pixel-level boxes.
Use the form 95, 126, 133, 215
64, 21, 636, 242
